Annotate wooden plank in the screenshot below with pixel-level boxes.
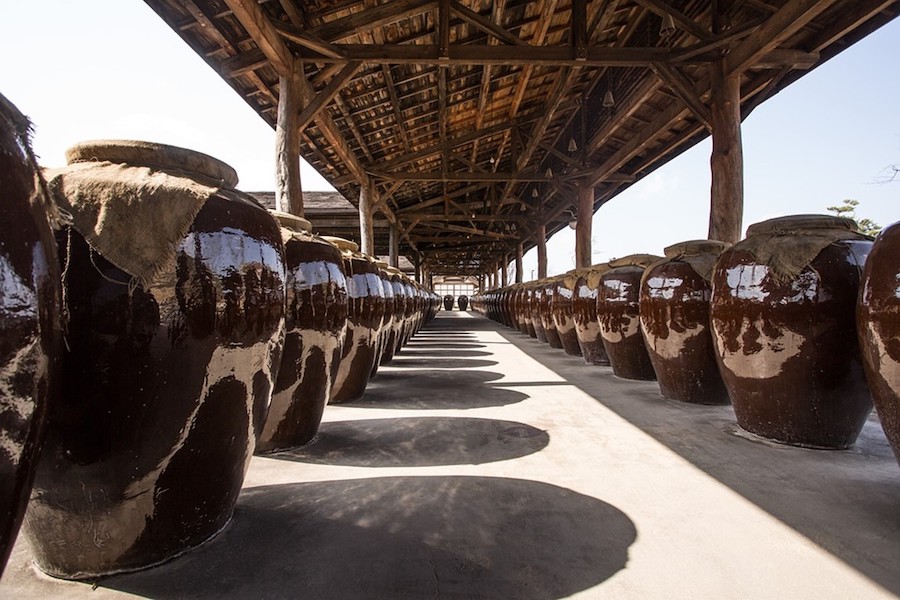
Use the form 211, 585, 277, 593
633, 0, 712, 41
725, 0, 841, 75
220, 49, 267, 77
310, 0, 437, 43
572, 0, 588, 60
651, 62, 712, 130
370, 171, 551, 182
450, 1, 526, 46
296, 61, 362, 131
274, 23, 347, 59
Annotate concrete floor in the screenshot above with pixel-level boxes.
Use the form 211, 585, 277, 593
3, 310, 900, 599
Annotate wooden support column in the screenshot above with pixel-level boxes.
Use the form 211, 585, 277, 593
536, 223, 548, 279
515, 243, 524, 283
359, 182, 375, 255
275, 58, 303, 216
414, 254, 421, 282
389, 222, 400, 268
575, 185, 593, 269
708, 57, 744, 243
501, 256, 509, 287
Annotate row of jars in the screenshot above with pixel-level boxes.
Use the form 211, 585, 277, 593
473, 214, 900, 466
0, 105, 441, 581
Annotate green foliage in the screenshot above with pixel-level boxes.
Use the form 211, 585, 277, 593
826, 198, 882, 237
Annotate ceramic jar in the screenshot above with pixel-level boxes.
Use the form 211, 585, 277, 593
598, 255, 661, 380
371, 261, 394, 376
573, 265, 611, 366
0, 94, 62, 574
531, 283, 548, 343
458, 294, 469, 311
552, 272, 583, 356
540, 278, 564, 349
381, 267, 407, 363
711, 215, 873, 448
326, 237, 384, 404
640, 241, 729, 404
28, 140, 286, 579
858, 221, 900, 465
443, 294, 454, 311
256, 215, 348, 452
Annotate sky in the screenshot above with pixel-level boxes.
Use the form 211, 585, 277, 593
1, 2, 897, 281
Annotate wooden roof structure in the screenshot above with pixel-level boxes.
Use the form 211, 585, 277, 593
144, 0, 899, 276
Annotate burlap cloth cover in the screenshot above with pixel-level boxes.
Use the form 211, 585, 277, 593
646, 239, 731, 284
608, 254, 664, 270
270, 209, 316, 248
583, 263, 612, 290
46, 140, 238, 289
733, 214, 870, 282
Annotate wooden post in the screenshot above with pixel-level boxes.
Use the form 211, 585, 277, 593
501, 255, 509, 287
708, 58, 744, 243
275, 59, 303, 216
359, 182, 375, 255
515, 243, 524, 283
575, 185, 593, 269
536, 223, 548, 279
389, 222, 400, 268
414, 253, 421, 282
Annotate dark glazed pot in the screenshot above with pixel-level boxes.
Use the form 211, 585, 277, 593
458, 294, 469, 312
598, 255, 661, 380
26, 140, 286, 579
574, 265, 611, 365
858, 221, 900, 465
540, 278, 563, 349
640, 241, 729, 404
552, 272, 583, 356
443, 294, 454, 311
516, 287, 531, 336
327, 237, 385, 404
370, 261, 393, 377
531, 284, 548, 343
0, 94, 62, 575
381, 267, 407, 363
711, 215, 873, 448
256, 215, 348, 452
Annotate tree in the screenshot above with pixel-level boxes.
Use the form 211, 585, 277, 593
826, 198, 881, 237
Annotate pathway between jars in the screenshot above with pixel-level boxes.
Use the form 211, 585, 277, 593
3, 311, 900, 599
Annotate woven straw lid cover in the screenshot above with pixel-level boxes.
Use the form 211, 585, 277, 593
386, 266, 403, 276
374, 260, 389, 269
66, 140, 239, 188
664, 239, 729, 258
608, 253, 664, 269
270, 210, 313, 233
746, 214, 859, 237
320, 235, 359, 252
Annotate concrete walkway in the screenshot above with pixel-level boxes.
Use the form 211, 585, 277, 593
3, 311, 900, 599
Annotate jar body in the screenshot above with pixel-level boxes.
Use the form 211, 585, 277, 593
574, 275, 609, 366
552, 281, 582, 356
26, 191, 285, 578
598, 266, 656, 380
640, 260, 727, 403
531, 287, 548, 343
458, 295, 468, 311
858, 222, 900, 463
443, 295, 454, 311
370, 273, 394, 377
257, 234, 348, 451
540, 282, 563, 349
0, 102, 61, 574
711, 242, 872, 448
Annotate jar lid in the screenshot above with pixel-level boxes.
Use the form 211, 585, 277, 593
386, 266, 403, 276
608, 253, 663, 269
320, 235, 359, 252
65, 140, 239, 188
269, 210, 313, 233
373, 260, 389, 269
664, 239, 730, 258
746, 214, 859, 237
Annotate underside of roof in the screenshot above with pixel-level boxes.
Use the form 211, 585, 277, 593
144, 0, 899, 275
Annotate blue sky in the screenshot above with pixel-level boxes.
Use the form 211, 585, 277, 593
2, 2, 897, 279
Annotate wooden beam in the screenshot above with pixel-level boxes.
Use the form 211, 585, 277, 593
309, 0, 438, 43
708, 58, 744, 243
370, 171, 552, 182
451, 1, 526, 46
296, 61, 362, 131
275, 58, 304, 216
633, 0, 712, 41
222, 0, 291, 74
400, 213, 528, 222
274, 23, 347, 59
651, 62, 712, 130
575, 185, 592, 269
220, 49, 267, 77
725, 0, 840, 75
359, 181, 375, 255
536, 223, 548, 279
515, 243, 524, 283
389, 222, 400, 267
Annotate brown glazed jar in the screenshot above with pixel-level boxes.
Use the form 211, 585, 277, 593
858, 221, 900, 465
256, 215, 348, 452
443, 294, 454, 311
522, 287, 537, 338
27, 140, 286, 579
640, 240, 730, 404
381, 267, 407, 363
711, 215, 872, 449
598, 255, 662, 380
552, 272, 583, 356
370, 261, 393, 377
0, 94, 62, 575
540, 278, 564, 349
327, 237, 385, 404
458, 294, 469, 312
531, 283, 548, 343
516, 287, 531, 336
573, 265, 611, 365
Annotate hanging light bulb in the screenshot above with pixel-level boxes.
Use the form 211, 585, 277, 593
545, 167, 553, 178
660, 13, 676, 38
567, 210, 578, 230
568, 137, 578, 152
532, 188, 539, 198
603, 89, 615, 108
